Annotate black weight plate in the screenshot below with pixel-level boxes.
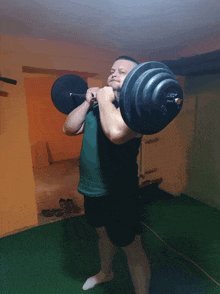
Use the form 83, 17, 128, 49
120, 62, 172, 133
127, 71, 175, 134
133, 69, 175, 119
129, 101, 171, 135
142, 72, 176, 109
163, 86, 182, 118
152, 79, 183, 120
128, 69, 173, 133
51, 74, 88, 115
152, 79, 183, 107
141, 111, 170, 134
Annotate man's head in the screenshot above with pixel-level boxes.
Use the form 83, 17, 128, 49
107, 56, 138, 92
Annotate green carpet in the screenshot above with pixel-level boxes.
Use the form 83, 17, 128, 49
1, 189, 220, 294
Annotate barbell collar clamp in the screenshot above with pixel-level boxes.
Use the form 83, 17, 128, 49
166, 98, 182, 105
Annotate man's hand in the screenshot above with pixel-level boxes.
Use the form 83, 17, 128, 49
86, 87, 99, 108
96, 87, 117, 104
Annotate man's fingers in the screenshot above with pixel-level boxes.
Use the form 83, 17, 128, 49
86, 87, 100, 102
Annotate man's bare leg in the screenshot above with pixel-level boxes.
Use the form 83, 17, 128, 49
122, 235, 151, 294
82, 226, 117, 290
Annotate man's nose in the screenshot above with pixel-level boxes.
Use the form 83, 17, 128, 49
112, 72, 118, 78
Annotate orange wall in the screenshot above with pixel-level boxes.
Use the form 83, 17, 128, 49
0, 63, 38, 237
2, 31, 220, 237
24, 75, 103, 167
3, 32, 216, 236
24, 76, 83, 164
0, 35, 113, 236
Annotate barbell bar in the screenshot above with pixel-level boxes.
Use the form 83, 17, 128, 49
68, 93, 181, 105
69, 93, 181, 105
51, 61, 183, 135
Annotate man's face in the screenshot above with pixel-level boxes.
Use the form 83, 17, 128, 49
107, 59, 137, 92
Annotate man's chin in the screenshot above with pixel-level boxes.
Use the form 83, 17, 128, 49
109, 85, 121, 92
108, 82, 121, 90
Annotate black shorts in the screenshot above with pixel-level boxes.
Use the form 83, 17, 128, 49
84, 192, 143, 247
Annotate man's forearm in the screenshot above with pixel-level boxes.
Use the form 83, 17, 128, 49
98, 100, 122, 141
63, 100, 90, 134
96, 87, 141, 144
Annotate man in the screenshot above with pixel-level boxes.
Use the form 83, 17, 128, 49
63, 56, 151, 293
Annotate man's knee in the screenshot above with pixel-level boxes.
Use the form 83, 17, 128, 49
96, 226, 108, 238
121, 234, 142, 253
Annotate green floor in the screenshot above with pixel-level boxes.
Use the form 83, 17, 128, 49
1, 186, 220, 294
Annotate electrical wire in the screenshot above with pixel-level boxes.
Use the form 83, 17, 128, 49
141, 221, 220, 287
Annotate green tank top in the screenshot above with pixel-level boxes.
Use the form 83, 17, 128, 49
77, 101, 142, 197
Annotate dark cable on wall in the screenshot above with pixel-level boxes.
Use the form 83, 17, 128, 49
0, 77, 17, 85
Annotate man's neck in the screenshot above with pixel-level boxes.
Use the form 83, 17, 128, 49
114, 91, 120, 100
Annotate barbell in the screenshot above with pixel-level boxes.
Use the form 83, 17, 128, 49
51, 61, 183, 135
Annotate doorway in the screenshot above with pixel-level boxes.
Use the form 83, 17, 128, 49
24, 73, 85, 225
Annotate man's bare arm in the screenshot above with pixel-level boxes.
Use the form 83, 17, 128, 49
63, 87, 99, 136
97, 95, 142, 144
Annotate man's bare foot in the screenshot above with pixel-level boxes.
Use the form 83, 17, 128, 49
82, 270, 114, 290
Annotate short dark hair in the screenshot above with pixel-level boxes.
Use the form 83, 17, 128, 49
115, 56, 139, 65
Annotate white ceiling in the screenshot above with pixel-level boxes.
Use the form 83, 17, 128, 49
1, 0, 220, 61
